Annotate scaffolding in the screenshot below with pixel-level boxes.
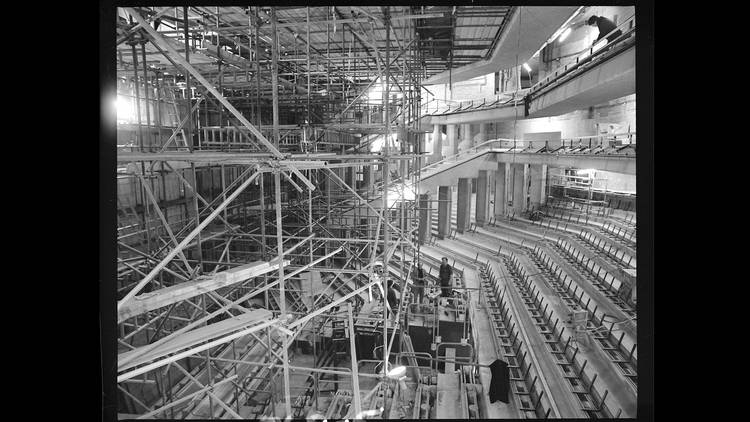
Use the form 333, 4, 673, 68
114, 6, 436, 419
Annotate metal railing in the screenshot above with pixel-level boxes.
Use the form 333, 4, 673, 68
418, 14, 635, 121
528, 14, 636, 98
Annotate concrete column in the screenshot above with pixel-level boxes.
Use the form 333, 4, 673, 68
456, 178, 471, 233
494, 163, 506, 217
529, 165, 543, 211
399, 159, 407, 181
476, 170, 489, 226
437, 186, 452, 239
418, 193, 431, 244
478, 123, 489, 145
459, 123, 472, 152
522, 163, 530, 212
512, 164, 524, 214
362, 162, 371, 192
346, 167, 355, 191
444, 124, 458, 157
540, 164, 548, 205
430, 125, 442, 164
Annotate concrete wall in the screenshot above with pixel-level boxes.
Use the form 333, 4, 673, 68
426, 74, 496, 103
419, 153, 499, 195
489, 94, 635, 140
593, 169, 636, 194
538, 6, 635, 82
511, 164, 525, 213
548, 167, 635, 194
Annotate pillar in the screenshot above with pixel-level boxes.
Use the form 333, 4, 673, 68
512, 164, 524, 214
476, 170, 489, 226
418, 194, 431, 244
430, 125, 442, 164
362, 162, 371, 192
444, 124, 457, 157
522, 164, 530, 211
367, 165, 375, 193
459, 123, 472, 152
478, 123, 489, 145
399, 158, 407, 181
494, 163, 506, 217
529, 165, 543, 211
346, 166, 355, 191
456, 178, 471, 233
540, 164, 548, 205
437, 186, 452, 239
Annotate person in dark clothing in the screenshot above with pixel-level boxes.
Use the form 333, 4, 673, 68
386, 278, 401, 313
587, 15, 621, 44
439, 257, 453, 298
488, 359, 510, 404
412, 264, 426, 305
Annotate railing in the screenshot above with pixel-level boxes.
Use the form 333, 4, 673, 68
369, 131, 636, 199
479, 262, 551, 418
528, 14, 636, 98
579, 230, 636, 269
419, 15, 635, 120
200, 126, 304, 149
551, 239, 637, 312
601, 221, 636, 246
527, 245, 638, 387
420, 91, 526, 117
504, 253, 614, 417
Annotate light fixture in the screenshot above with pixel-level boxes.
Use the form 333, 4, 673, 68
115, 96, 132, 122
386, 365, 407, 379
592, 38, 607, 53
522, 63, 532, 73
355, 409, 382, 418
558, 27, 572, 42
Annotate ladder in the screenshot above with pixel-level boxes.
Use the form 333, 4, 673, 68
330, 317, 349, 392
159, 81, 190, 151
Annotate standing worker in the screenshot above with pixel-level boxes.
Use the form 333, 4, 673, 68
439, 257, 453, 298
412, 263, 426, 305
587, 15, 622, 44
386, 278, 401, 315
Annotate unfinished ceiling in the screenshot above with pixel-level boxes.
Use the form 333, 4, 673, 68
116, 6, 518, 94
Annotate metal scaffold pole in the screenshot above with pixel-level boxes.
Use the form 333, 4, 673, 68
382, 6, 391, 417
275, 170, 293, 418
183, 6, 193, 152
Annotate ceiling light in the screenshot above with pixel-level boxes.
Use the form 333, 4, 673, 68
558, 27, 572, 42
522, 63, 532, 73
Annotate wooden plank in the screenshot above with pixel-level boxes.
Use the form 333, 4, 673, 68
445, 348, 456, 373
435, 372, 461, 419
118, 259, 287, 323
118, 308, 272, 372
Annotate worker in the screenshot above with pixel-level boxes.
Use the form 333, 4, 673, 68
439, 257, 453, 298
587, 15, 622, 44
386, 278, 401, 314
412, 263, 426, 305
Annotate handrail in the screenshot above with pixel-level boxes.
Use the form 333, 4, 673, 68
421, 91, 526, 117
419, 15, 635, 121
529, 14, 636, 96
369, 131, 636, 194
